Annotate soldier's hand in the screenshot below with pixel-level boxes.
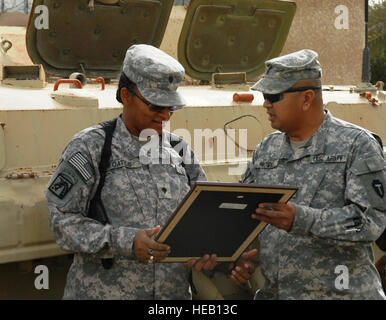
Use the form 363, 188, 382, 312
252, 202, 296, 231
228, 249, 257, 286
184, 254, 217, 271
133, 225, 171, 263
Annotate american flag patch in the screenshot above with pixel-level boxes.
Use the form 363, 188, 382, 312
68, 152, 92, 181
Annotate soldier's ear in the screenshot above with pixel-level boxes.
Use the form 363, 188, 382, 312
121, 87, 133, 106
302, 90, 315, 111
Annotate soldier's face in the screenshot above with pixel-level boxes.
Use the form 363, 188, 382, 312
121, 88, 172, 136
263, 91, 303, 133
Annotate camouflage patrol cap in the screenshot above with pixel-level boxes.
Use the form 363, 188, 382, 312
251, 49, 322, 94
123, 44, 186, 107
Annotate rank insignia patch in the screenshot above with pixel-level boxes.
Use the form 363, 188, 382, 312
372, 179, 384, 198
157, 182, 172, 199
48, 173, 74, 199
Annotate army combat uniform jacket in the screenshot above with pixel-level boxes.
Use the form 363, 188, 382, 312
243, 111, 386, 299
46, 116, 206, 299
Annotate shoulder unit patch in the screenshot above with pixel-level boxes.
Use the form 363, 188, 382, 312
48, 173, 74, 199
372, 179, 384, 198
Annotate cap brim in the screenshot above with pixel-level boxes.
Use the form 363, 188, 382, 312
137, 85, 186, 107
251, 77, 297, 94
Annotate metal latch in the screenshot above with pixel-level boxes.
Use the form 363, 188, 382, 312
211, 72, 250, 91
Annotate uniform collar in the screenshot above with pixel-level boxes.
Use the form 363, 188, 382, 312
115, 115, 143, 159
278, 110, 331, 161
115, 116, 178, 162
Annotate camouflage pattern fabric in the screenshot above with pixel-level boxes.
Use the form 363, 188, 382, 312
242, 110, 386, 300
251, 49, 322, 94
123, 44, 186, 107
46, 116, 206, 299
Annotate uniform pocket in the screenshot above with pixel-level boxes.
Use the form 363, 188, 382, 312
103, 161, 150, 224
303, 154, 348, 207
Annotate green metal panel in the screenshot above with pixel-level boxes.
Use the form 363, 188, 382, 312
178, 0, 296, 81
26, 0, 174, 78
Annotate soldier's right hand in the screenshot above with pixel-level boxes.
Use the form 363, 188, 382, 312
228, 249, 257, 286
133, 226, 171, 263
184, 254, 217, 271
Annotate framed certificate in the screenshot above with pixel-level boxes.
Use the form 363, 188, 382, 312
156, 181, 297, 262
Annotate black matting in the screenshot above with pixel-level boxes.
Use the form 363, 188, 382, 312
156, 182, 297, 262
166, 191, 281, 258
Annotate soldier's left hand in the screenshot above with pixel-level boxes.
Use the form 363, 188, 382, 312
184, 254, 217, 271
228, 249, 257, 286
252, 202, 296, 231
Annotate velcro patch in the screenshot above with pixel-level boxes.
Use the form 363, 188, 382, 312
372, 179, 384, 198
157, 182, 172, 199
311, 154, 347, 163
68, 152, 92, 182
48, 173, 74, 199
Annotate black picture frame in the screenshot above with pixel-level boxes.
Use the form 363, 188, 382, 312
156, 181, 297, 262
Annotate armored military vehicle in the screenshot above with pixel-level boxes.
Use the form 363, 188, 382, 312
0, 0, 385, 299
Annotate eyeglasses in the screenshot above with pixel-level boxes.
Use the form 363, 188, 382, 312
133, 92, 182, 113
262, 86, 322, 104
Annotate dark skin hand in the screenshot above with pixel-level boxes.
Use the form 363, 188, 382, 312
133, 225, 171, 263
184, 254, 218, 271
228, 249, 257, 286
252, 202, 296, 231
135, 227, 257, 287
184, 249, 258, 287
134, 227, 219, 267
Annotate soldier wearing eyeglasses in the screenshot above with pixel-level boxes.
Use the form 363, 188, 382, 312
46, 44, 254, 299
242, 49, 386, 299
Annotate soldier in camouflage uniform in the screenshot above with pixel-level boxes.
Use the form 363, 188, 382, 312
243, 49, 386, 299
46, 44, 252, 299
